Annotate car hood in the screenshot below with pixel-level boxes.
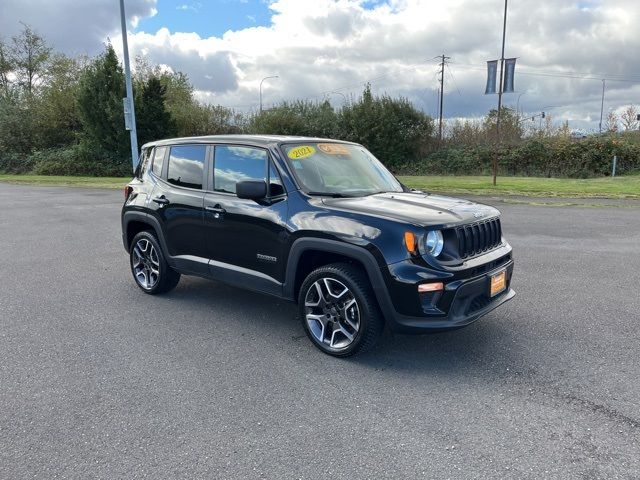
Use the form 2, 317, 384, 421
321, 192, 499, 227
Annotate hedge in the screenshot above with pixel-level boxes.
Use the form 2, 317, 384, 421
396, 136, 640, 178
0, 145, 131, 177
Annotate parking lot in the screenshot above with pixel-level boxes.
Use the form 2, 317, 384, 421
0, 183, 639, 479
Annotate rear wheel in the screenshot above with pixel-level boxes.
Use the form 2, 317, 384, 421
130, 231, 180, 294
298, 263, 384, 357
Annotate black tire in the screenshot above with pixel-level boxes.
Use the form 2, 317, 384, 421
298, 263, 384, 357
129, 230, 181, 295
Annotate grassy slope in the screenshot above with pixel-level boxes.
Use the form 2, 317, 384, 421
0, 175, 130, 189
399, 175, 640, 199
1, 174, 639, 199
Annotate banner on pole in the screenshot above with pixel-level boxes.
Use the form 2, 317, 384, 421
503, 58, 517, 93
485, 60, 498, 94
123, 97, 132, 131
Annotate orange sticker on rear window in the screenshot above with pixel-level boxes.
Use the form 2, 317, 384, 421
317, 143, 350, 155
287, 145, 316, 160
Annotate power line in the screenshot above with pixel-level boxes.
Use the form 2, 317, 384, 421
449, 61, 640, 83
446, 63, 462, 96
219, 57, 640, 114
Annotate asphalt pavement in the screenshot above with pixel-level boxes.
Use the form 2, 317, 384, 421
0, 183, 638, 479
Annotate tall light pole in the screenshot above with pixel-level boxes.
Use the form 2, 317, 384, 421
493, 0, 508, 186
119, 0, 138, 172
259, 75, 279, 114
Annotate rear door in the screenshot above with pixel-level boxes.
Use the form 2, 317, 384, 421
203, 144, 288, 294
149, 144, 208, 273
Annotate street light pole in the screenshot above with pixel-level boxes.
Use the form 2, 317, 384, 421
493, 0, 508, 186
259, 75, 279, 114
119, 0, 138, 172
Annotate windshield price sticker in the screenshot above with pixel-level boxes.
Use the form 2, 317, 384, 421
287, 145, 316, 160
317, 143, 350, 155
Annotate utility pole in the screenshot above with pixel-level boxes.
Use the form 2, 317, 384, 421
599, 79, 606, 133
438, 54, 450, 142
119, 0, 138, 172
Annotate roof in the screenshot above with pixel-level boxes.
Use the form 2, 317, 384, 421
141, 134, 356, 149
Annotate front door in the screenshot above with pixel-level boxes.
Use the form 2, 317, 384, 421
204, 145, 288, 295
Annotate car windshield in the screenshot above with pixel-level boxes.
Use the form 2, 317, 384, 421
281, 142, 404, 196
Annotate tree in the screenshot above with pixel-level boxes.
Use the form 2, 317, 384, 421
605, 110, 619, 133
10, 24, 52, 95
35, 54, 84, 147
76, 43, 129, 159
0, 37, 13, 98
134, 56, 238, 137
483, 107, 523, 144
249, 99, 338, 138
620, 105, 639, 131
448, 118, 486, 147
136, 76, 177, 146
338, 84, 434, 169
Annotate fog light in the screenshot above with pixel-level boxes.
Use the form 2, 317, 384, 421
418, 282, 444, 293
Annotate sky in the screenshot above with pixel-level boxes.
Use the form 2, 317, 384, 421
1, 0, 639, 131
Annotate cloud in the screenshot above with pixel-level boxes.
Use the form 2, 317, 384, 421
2, 0, 639, 130
0, 0, 157, 55
175, 2, 202, 13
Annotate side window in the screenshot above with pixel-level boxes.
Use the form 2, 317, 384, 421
167, 145, 206, 189
151, 146, 167, 177
137, 148, 152, 177
214, 146, 268, 194
269, 161, 285, 196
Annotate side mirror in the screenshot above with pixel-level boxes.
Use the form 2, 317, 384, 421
236, 180, 267, 200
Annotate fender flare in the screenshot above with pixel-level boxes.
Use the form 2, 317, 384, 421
282, 237, 397, 320
121, 211, 172, 264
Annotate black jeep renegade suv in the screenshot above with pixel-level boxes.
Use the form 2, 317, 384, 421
122, 135, 515, 356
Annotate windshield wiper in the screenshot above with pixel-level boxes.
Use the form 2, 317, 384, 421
306, 191, 358, 198
363, 190, 392, 196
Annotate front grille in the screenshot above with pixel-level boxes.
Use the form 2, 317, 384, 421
455, 217, 502, 259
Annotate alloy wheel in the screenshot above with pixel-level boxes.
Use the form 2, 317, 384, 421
304, 277, 360, 349
132, 238, 160, 289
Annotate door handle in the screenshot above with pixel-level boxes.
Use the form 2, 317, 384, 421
205, 205, 226, 214
152, 196, 170, 205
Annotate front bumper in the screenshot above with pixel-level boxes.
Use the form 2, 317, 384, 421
383, 260, 515, 334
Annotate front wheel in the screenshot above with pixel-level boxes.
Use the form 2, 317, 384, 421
298, 263, 384, 357
130, 231, 181, 294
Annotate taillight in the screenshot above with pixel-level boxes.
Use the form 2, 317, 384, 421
124, 185, 133, 200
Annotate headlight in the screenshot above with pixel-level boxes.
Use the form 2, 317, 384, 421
425, 230, 444, 257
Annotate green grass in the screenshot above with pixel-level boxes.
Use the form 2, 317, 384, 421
1, 174, 639, 199
0, 175, 130, 189
399, 175, 640, 199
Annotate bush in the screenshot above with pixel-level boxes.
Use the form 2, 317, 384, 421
0, 145, 131, 176
16, 146, 130, 176
398, 135, 640, 178
0, 152, 36, 174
